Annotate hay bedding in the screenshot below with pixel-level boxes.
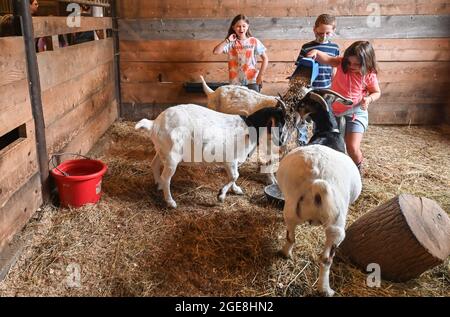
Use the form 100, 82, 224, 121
0, 121, 449, 297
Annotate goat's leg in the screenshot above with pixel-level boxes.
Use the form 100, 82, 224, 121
279, 221, 296, 259
218, 162, 240, 202
160, 160, 178, 208
150, 154, 162, 190
318, 225, 345, 297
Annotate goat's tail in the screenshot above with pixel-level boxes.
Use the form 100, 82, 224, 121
200, 75, 214, 96
310, 179, 338, 226
135, 118, 154, 131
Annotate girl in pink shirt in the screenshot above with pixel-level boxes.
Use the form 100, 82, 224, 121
306, 41, 381, 172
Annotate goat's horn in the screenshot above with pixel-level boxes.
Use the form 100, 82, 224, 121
308, 92, 329, 112
314, 88, 353, 105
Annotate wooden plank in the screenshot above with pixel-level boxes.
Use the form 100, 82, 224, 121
120, 61, 450, 84
121, 81, 449, 106
0, 173, 42, 251
0, 37, 27, 87
120, 38, 450, 62
118, 0, 450, 18
121, 101, 445, 125
119, 16, 450, 40
42, 62, 114, 127
0, 120, 38, 208
38, 38, 114, 91
33, 16, 112, 38
62, 99, 118, 156
0, 79, 33, 137
369, 103, 445, 125
45, 81, 115, 154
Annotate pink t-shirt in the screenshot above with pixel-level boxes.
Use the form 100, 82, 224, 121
331, 63, 379, 115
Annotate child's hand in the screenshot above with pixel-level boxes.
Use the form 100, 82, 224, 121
306, 49, 319, 60
228, 34, 237, 42
361, 96, 372, 110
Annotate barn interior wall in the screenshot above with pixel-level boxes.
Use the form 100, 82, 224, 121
117, 0, 450, 125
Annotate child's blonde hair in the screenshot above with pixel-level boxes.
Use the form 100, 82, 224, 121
227, 14, 253, 38
314, 14, 336, 29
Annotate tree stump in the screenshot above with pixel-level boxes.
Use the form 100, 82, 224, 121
339, 194, 450, 282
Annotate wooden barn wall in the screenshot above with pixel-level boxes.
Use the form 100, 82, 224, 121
0, 16, 117, 250
0, 37, 42, 250
118, 0, 450, 125
34, 17, 118, 157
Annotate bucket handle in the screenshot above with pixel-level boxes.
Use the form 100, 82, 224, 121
50, 153, 92, 177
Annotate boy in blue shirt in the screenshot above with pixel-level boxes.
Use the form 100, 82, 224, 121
296, 14, 340, 145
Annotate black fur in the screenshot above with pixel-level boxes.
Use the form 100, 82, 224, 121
241, 107, 287, 146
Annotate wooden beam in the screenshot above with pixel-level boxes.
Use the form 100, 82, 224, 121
118, 0, 450, 18
120, 38, 450, 62
119, 61, 450, 85
33, 16, 112, 38
119, 16, 450, 40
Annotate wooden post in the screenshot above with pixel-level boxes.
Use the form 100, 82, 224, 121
339, 194, 450, 282
110, 0, 122, 118
15, 0, 49, 201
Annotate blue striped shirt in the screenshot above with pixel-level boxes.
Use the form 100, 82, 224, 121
296, 41, 340, 89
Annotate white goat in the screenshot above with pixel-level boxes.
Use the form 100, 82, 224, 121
136, 104, 286, 208
276, 144, 362, 296
200, 75, 283, 116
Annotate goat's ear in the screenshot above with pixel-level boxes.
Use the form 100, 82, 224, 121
308, 92, 329, 112
314, 88, 353, 106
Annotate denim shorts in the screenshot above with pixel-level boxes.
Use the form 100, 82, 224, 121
336, 105, 369, 133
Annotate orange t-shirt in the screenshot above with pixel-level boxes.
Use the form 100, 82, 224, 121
331, 63, 379, 115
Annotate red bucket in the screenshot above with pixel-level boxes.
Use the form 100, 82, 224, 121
50, 158, 108, 208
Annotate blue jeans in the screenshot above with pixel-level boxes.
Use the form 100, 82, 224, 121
296, 122, 309, 146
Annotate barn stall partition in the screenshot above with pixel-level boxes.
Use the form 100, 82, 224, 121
0, 0, 119, 251
118, 0, 450, 125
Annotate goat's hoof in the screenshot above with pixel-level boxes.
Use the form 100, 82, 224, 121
320, 288, 335, 297
232, 186, 244, 195
166, 200, 177, 209
277, 250, 291, 259
217, 195, 225, 203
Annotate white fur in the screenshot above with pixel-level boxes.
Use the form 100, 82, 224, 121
277, 144, 362, 296
200, 75, 280, 116
135, 104, 277, 208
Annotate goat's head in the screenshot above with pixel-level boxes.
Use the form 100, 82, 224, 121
294, 89, 353, 122
245, 102, 288, 147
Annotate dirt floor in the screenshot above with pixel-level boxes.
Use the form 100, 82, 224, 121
0, 122, 449, 297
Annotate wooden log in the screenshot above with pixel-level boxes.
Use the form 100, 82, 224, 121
339, 194, 450, 282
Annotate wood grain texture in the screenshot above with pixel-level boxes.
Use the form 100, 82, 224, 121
37, 38, 114, 91
118, 0, 450, 18
119, 16, 450, 40
41, 62, 114, 127
0, 120, 38, 208
120, 39, 450, 62
0, 173, 42, 251
33, 16, 112, 38
0, 37, 27, 87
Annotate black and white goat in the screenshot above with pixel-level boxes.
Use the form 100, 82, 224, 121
136, 104, 287, 208
293, 89, 353, 153
276, 89, 361, 296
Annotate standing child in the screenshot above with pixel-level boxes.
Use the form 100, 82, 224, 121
306, 41, 381, 172
295, 14, 340, 146
213, 14, 268, 92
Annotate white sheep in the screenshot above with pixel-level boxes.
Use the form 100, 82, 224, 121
276, 144, 362, 296
200, 75, 284, 116
135, 104, 286, 208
